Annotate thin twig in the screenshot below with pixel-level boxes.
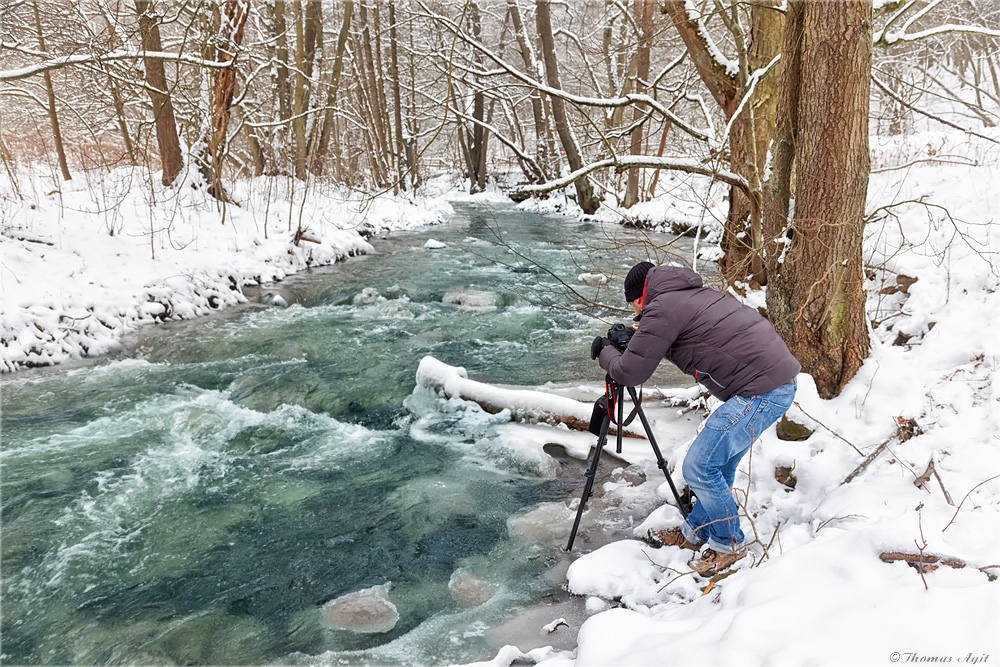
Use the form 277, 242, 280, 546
792, 402, 864, 456
941, 474, 1000, 533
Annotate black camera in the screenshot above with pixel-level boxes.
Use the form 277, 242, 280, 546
607, 323, 635, 352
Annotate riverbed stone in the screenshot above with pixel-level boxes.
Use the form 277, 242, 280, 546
321, 583, 399, 634
448, 569, 492, 607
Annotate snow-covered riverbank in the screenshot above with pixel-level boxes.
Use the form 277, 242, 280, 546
466, 133, 1000, 667
1, 169, 454, 372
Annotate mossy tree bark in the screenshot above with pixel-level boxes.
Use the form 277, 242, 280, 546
763, 0, 873, 399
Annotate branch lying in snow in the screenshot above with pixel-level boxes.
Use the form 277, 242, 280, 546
0, 44, 235, 82
842, 417, 922, 484
914, 459, 955, 506
414, 356, 646, 438
879, 551, 998, 582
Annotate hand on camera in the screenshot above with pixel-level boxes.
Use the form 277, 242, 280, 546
590, 336, 611, 360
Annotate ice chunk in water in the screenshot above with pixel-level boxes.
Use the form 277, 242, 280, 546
448, 568, 492, 607
507, 502, 572, 544
352, 287, 383, 306
424, 239, 447, 249
442, 289, 501, 310
578, 273, 608, 286
321, 583, 399, 634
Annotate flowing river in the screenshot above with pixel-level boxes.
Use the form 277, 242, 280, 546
1, 202, 694, 665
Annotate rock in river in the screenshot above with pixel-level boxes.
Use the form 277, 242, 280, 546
321, 583, 399, 634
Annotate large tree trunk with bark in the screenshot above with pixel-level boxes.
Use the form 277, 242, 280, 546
135, 0, 184, 186
763, 0, 872, 399
535, 0, 601, 214
720, 1, 783, 285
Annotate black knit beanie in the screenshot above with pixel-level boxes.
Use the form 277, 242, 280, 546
623, 261, 654, 303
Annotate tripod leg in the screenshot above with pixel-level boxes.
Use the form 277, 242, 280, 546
627, 387, 690, 518
615, 384, 625, 455
566, 413, 610, 551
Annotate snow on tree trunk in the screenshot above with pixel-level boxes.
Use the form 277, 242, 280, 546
763, 0, 873, 399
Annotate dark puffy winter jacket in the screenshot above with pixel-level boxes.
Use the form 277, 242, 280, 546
599, 265, 801, 401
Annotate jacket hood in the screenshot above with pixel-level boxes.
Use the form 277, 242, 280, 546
643, 265, 703, 302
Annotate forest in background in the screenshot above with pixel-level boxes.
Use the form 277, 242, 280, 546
2, 0, 999, 395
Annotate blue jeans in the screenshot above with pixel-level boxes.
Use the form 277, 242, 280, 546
680, 380, 796, 553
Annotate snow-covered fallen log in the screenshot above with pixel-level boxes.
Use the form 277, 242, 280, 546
415, 356, 646, 438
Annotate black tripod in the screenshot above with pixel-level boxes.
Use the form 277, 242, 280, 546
565, 376, 690, 551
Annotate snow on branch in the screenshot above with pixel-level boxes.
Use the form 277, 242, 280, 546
415, 356, 646, 438
873, 0, 1000, 46
513, 156, 749, 197
418, 5, 712, 143
0, 44, 235, 82
876, 22, 1000, 45
683, 0, 739, 78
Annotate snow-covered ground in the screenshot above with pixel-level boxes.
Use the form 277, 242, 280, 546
467, 131, 1000, 666
0, 168, 453, 372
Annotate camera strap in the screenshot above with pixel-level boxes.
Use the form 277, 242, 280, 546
605, 378, 641, 428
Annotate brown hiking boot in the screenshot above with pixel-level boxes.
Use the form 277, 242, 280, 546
689, 548, 746, 575
646, 527, 701, 550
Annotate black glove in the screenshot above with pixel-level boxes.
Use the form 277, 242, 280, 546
590, 336, 611, 360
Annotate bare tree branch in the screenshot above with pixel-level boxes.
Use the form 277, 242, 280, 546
0, 43, 236, 82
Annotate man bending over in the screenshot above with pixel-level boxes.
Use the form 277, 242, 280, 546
591, 261, 800, 575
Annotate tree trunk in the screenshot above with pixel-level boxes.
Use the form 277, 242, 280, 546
623, 0, 654, 209
372, 4, 394, 179
135, 0, 184, 186
246, 122, 265, 177
205, 0, 249, 199
535, 0, 600, 214
272, 0, 291, 126
33, 2, 71, 181
313, 0, 353, 177
663, 0, 782, 286
719, 1, 784, 286
763, 0, 872, 399
356, 3, 390, 185
509, 0, 550, 181
468, 0, 489, 194
389, 1, 406, 191
292, 0, 321, 180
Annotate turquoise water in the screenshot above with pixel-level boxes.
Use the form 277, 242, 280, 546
1, 203, 691, 665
